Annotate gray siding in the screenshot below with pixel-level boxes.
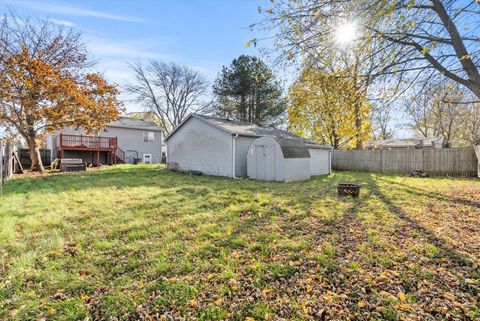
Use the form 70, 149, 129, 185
104, 126, 162, 164
235, 136, 255, 177
166, 117, 233, 177
309, 149, 331, 175
48, 126, 162, 164
284, 158, 311, 182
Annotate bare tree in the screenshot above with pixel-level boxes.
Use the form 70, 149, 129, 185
406, 81, 473, 147
433, 94, 464, 148
462, 102, 480, 145
405, 89, 438, 138
372, 103, 395, 140
126, 61, 209, 134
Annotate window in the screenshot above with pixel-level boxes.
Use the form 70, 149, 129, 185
143, 131, 154, 142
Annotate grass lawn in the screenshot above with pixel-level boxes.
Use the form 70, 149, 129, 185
0, 165, 479, 320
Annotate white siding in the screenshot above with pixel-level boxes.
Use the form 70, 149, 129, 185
247, 137, 285, 182
167, 117, 233, 177
309, 148, 331, 175
235, 136, 255, 177
284, 158, 311, 182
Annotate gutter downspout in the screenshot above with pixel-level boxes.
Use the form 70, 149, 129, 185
232, 134, 238, 178
329, 148, 332, 174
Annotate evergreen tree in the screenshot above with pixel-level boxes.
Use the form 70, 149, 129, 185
212, 55, 286, 125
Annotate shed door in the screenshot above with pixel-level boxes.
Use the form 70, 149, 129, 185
255, 146, 264, 179
254, 145, 275, 181
263, 146, 275, 181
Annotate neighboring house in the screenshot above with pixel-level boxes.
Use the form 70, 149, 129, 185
365, 137, 444, 149
46, 117, 163, 165
165, 114, 332, 182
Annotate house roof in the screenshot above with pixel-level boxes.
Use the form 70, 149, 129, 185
365, 137, 444, 149
165, 114, 329, 158
166, 114, 315, 142
107, 117, 163, 132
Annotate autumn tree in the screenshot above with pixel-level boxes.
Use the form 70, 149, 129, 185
126, 61, 209, 135
212, 55, 287, 126
289, 66, 372, 149
0, 15, 121, 172
255, 0, 480, 99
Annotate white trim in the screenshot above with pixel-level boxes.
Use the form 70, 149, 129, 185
143, 153, 152, 164
143, 131, 155, 143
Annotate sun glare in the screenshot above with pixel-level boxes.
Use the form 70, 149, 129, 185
335, 22, 357, 44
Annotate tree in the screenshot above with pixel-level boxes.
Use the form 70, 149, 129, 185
212, 55, 287, 126
255, 0, 480, 99
371, 102, 395, 140
288, 66, 372, 149
406, 81, 478, 147
126, 61, 209, 135
0, 15, 120, 172
462, 102, 480, 145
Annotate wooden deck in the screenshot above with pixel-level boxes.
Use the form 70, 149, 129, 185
57, 134, 125, 166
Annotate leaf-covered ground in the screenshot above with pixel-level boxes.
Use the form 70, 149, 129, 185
0, 165, 479, 320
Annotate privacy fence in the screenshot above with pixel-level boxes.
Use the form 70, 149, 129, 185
332, 147, 479, 177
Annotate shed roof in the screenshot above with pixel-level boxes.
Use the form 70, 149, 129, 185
165, 114, 323, 158
107, 117, 163, 132
274, 137, 311, 158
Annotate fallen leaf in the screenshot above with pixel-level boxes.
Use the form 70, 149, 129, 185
357, 300, 366, 308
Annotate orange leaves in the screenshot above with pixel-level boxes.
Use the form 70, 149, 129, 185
357, 299, 367, 308
0, 33, 121, 161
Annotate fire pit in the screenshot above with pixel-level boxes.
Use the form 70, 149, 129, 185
337, 183, 361, 197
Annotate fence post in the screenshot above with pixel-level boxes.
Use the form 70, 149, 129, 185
474, 146, 480, 177
381, 149, 385, 173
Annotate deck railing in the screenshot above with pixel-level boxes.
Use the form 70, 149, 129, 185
57, 134, 117, 151
115, 147, 125, 163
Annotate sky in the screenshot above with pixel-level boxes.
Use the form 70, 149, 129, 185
0, 0, 272, 113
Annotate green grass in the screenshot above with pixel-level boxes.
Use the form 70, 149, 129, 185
0, 165, 479, 320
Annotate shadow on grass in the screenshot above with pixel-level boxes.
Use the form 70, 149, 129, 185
364, 175, 473, 267
376, 177, 480, 208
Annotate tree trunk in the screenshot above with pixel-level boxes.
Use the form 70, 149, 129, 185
355, 102, 363, 150
26, 136, 45, 173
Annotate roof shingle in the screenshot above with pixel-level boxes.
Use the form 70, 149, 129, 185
107, 117, 163, 132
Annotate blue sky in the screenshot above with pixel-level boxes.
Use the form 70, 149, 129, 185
1, 0, 271, 113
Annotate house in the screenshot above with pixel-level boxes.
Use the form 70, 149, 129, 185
46, 117, 163, 165
165, 114, 332, 182
365, 137, 444, 149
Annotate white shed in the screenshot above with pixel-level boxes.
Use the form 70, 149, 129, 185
307, 144, 333, 176
247, 137, 311, 182
165, 114, 332, 181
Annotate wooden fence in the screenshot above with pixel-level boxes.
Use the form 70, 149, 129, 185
332, 147, 479, 177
